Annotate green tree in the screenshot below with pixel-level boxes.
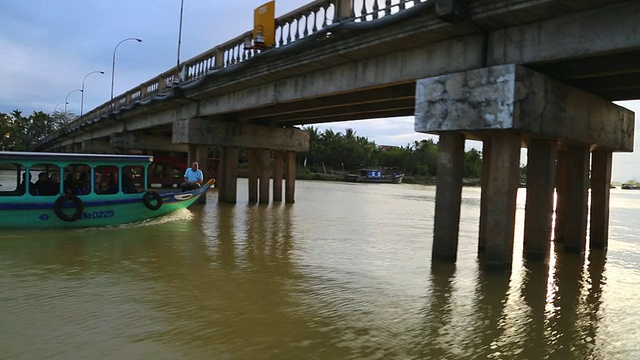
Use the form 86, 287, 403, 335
464, 148, 483, 178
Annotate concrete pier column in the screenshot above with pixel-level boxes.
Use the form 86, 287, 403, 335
432, 132, 465, 262
523, 139, 557, 260
218, 146, 239, 204
248, 149, 259, 204
284, 151, 296, 204
195, 146, 208, 170
482, 132, 521, 268
554, 148, 569, 243
590, 150, 613, 250
478, 139, 492, 254
259, 149, 271, 204
563, 145, 590, 253
187, 145, 197, 164
272, 151, 284, 202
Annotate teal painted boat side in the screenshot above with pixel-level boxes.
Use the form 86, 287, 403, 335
0, 187, 210, 229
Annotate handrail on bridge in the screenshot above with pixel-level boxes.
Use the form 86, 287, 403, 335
42, 0, 429, 148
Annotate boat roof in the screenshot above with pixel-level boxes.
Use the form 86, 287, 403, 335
0, 151, 153, 165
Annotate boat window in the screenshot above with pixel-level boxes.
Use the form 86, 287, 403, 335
148, 162, 184, 188
0, 163, 21, 195
122, 166, 144, 193
31, 163, 61, 196
63, 163, 91, 196
95, 165, 118, 195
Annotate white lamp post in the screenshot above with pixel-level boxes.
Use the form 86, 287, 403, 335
64, 89, 82, 117
110, 37, 142, 102
81, 70, 104, 117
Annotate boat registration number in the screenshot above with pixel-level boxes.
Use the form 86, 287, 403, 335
82, 210, 115, 220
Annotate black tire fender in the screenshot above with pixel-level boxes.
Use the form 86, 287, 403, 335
53, 194, 84, 222
142, 191, 162, 211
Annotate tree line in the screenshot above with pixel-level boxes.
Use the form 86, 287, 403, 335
0, 110, 72, 151
300, 126, 483, 178
1, 109, 484, 179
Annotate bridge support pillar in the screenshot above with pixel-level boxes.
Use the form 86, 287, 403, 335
562, 145, 590, 253
478, 139, 491, 254
248, 149, 259, 204
554, 148, 568, 243
259, 149, 271, 204
218, 146, 239, 204
272, 151, 284, 202
523, 139, 557, 260
285, 151, 296, 204
432, 132, 465, 262
415, 63, 633, 268
590, 150, 612, 250
482, 132, 521, 268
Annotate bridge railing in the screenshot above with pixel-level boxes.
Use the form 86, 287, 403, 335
44, 0, 429, 147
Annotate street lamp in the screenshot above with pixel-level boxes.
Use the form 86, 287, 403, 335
81, 70, 104, 117
65, 89, 82, 117
54, 101, 67, 113
111, 37, 142, 102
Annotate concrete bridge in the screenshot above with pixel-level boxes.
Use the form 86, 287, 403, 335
38, 0, 640, 267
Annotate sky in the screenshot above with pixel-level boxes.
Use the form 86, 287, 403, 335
1, 0, 639, 182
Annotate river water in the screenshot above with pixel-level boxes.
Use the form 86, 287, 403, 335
1, 179, 639, 359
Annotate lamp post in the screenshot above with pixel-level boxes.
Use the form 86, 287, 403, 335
54, 101, 67, 113
111, 37, 142, 102
177, 0, 184, 70
65, 89, 82, 118
81, 70, 104, 117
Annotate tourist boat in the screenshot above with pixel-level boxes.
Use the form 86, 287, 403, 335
344, 168, 404, 184
0, 151, 213, 229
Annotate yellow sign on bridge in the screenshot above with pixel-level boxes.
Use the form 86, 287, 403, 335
254, 1, 275, 48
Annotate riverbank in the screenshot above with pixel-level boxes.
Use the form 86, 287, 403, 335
294, 171, 481, 186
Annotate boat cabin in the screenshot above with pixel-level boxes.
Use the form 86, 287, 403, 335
0, 152, 152, 198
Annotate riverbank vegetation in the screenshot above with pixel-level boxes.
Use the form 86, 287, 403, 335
295, 126, 483, 185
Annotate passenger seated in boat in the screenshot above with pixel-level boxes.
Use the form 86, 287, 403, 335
63, 173, 76, 194
122, 171, 138, 194
41, 172, 60, 195
33, 172, 50, 195
17, 172, 34, 195
94, 173, 103, 194
105, 173, 119, 194
74, 171, 90, 195
181, 161, 203, 192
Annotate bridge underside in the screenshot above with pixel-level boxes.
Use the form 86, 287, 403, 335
416, 64, 634, 268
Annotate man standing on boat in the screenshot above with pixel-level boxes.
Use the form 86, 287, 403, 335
181, 161, 203, 192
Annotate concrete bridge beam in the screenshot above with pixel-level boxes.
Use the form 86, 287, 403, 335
110, 133, 189, 153
173, 119, 309, 152
416, 64, 634, 266
81, 140, 117, 154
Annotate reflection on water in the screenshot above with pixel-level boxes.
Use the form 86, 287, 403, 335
0, 181, 639, 359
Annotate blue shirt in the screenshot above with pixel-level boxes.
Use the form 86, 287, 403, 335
184, 168, 203, 182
